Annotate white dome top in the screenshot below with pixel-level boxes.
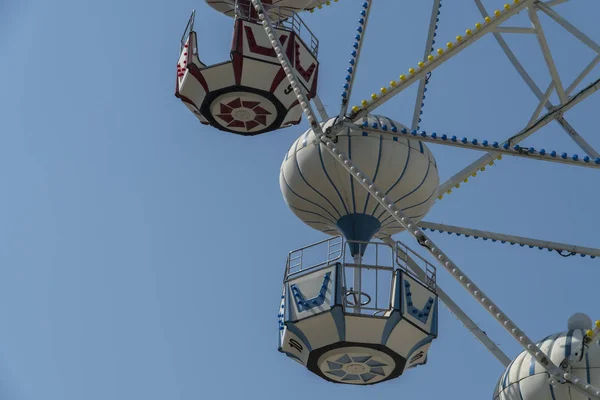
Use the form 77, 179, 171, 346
280, 115, 439, 251
568, 313, 592, 330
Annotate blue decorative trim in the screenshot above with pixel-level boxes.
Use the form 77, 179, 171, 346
403, 280, 434, 324
336, 213, 381, 256
291, 272, 331, 312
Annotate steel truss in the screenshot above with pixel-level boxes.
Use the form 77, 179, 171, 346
251, 0, 599, 396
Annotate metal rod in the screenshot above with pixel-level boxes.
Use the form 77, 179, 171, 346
349, 123, 600, 170
527, 6, 568, 104
437, 77, 600, 194
473, 0, 600, 160
350, 0, 535, 120
536, 2, 600, 55
417, 221, 600, 258
339, 0, 374, 119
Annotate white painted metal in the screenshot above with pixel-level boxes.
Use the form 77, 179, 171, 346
410, 0, 441, 131
350, 0, 535, 120
527, 6, 568, 104
352, 123, 600, 170
252, 3, 600, 396
537, 2, 600, 55
338, 0, 372, 119
416, 221, 600, 258
472, 0, 600, 159
438, 77, 600, 194
566, 55, 600, 95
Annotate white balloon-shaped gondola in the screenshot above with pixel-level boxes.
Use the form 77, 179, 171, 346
494, 313, 600, 400
280, 114, 439, 255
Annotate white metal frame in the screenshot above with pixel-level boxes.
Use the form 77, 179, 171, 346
249, 0, 599, 396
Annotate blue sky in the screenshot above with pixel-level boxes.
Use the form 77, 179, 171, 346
1, 0, 599, 398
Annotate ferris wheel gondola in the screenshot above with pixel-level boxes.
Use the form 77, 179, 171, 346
175, 0, 600, 396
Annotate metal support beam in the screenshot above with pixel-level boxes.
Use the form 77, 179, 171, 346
349, 122, 600, 170
349, 0, 535, 120
410, 0, 442, 130
438, 78, 600, 194
338, 0, 373, 119
537, 2, 600, 55
527, 6, 568, 104
417, 221, 600, 258
473, 0, 600, 160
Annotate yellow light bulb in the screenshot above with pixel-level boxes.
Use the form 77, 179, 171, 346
494, 9, 501, 16
437, 48, 444, 54
390, 80, 397, 87
475, 22, 482, 29
456, 35, 463, 41
466, 28, 472, 35
371, 93, 378, 100
418, 61, 425, 68
400, 74, 406, 80
428, 55, 434, 61
361, 100, 368, 106
408, 68, 415, 74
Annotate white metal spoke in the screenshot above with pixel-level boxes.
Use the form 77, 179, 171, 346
255, 3, 600, 396
566, 55, 600, 95
556, 117, 600, 159
438, 78, 600, 194
418, 221, 600, 258
474, 0, 600, 159
349, 0, 535, 121
537, 2, 600, 55
312, 94, 329, 121
338, 0, 373, 119
528, 6, 568, 104
410, 0, 442, 130
527, 82, 554, 126
381, 236, 512, 367
351, 123, 600, 170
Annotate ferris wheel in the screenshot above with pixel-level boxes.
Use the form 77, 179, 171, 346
174, 0, 600, 398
